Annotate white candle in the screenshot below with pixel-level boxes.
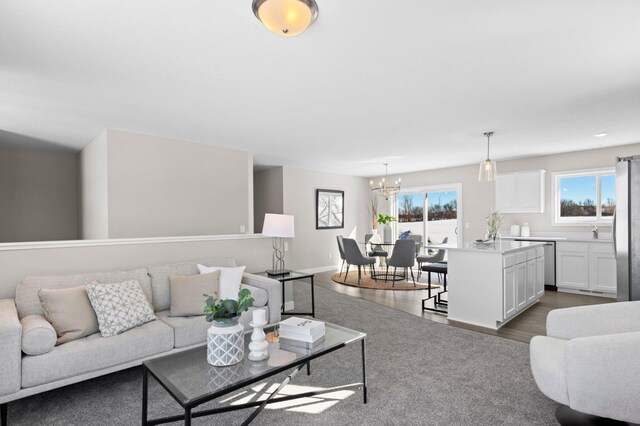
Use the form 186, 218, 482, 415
253, 309, 266, 324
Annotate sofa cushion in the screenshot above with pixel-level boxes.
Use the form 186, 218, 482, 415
21, 319, 174, 388
86, 279, 156, 337
38, 285, 99, 345
197, 265, 245, 300
169, 271, 220, 317
148, 258, 237, 312
21, 315, 56, 356
529, 336, 570, 405
157, 306, 268, 348
16, 268, 152, 320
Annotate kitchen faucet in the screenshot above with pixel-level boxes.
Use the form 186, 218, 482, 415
592, 224, 598, 239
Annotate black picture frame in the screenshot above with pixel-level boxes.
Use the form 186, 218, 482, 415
316, 189, 344, 230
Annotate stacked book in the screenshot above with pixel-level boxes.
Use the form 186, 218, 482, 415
278, 317, 326, 351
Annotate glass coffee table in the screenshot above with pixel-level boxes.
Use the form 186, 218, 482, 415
142, 322, 367, 425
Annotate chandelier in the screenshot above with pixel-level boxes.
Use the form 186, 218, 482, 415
370, 163, 401, 200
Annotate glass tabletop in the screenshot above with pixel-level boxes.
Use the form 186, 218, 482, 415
144, 322, 365, 406
252, 271, 313, 281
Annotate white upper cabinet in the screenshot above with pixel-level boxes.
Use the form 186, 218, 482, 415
495, 170, 546, 213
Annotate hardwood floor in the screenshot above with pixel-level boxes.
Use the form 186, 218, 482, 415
310, 269, 612, 343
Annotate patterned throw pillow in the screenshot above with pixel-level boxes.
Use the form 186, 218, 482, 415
85, 279, 156, 337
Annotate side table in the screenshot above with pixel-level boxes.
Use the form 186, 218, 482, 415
253, 271, 315, 317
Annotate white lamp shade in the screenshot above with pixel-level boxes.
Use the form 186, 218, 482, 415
262, 214, 295, 238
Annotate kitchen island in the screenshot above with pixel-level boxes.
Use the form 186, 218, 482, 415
429, 240, 546, 330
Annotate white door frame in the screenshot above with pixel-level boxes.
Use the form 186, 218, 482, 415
391, 183, 463, 247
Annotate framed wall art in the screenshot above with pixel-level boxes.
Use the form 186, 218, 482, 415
316, 189, 344, 230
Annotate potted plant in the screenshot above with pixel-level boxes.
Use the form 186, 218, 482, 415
204, 288, 254, 366
485, 210, 504, 243
377, 213, 397, 243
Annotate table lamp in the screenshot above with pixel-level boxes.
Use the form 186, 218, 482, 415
262, 213, 295, 276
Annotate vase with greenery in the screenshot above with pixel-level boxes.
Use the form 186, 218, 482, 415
204, 288, 255, 366
377, 213, 397, 243
485, 210, 504, 242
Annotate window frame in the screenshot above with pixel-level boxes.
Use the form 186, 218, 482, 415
552, 168, 615, 226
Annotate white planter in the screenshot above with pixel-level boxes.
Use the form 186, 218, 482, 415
207, 318, 245, 367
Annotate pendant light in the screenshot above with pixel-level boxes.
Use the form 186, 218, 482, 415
478, 131, 497, 182
252, 0, 318, 37
370, 163, 401, 200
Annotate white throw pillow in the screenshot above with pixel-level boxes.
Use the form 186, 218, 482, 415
197, 265, 246, 301
85, 279, 156, 337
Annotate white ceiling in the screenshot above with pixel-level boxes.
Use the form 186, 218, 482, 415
1, 1, 640, 176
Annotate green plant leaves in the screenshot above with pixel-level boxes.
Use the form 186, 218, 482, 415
202, 288, 255, 322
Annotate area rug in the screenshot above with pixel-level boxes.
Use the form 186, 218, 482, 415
6, 284, 557, 425
331, 271, 441, 290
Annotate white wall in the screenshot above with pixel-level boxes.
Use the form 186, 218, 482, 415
372, 143, 640, 241
0, 146, 79, 242
81, 129, 253, 239
0, 236, 273, 299
80, 131, 108, 239
253, 167, 284, 233
282, 167, 371, 271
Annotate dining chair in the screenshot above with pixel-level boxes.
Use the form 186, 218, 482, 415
336, 235, 347, 277
407, 234, 423, 256
386, 239, 416, 286
342, 238, 377, 285
365, 233, 388, 265
417, 237, 448, 278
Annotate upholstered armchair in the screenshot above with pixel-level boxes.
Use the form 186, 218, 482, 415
530, 301, 640, 425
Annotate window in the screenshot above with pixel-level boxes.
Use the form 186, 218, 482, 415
554, 169, 615, 225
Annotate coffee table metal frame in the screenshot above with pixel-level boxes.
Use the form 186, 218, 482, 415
141, 325, 367, 426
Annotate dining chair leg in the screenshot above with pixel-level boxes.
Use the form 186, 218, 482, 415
345, 264, 350, 282
410, 268, 416, 286
393, 267, 397, 287
385, 265, 389, 283
358, 265, 362, 285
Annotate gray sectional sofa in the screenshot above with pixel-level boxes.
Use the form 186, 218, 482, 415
0, 257, 282, 415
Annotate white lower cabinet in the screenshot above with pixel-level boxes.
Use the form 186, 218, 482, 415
556, 242, 616, 296
503, 266, 517, 320
503, 247, 544, 321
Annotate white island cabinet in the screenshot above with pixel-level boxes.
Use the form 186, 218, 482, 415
432, 241, 545, 330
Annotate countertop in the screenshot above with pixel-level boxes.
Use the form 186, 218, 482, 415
501, 235, 612, 244
428, 240, 546, 254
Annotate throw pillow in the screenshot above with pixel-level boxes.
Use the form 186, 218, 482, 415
21, 315, 57, 355
197, 265, 246, 300
85, 279, 156, 337
38, 285, 100, 345
169, 271, 220, 317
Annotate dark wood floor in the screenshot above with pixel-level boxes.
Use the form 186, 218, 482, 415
310, 269, 611, 343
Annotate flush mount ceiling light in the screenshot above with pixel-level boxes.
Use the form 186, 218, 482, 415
252, 0, 318, 37
479, 131, 498, 182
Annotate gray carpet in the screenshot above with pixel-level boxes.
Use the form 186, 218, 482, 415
8, 284, 558, 425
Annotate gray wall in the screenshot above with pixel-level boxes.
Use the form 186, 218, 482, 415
253, 167, 284, 233
0, 146, 79, 242
282, 167, 371, 271
81, 129, 253, 239
372, 143, 640, 240
80, 131, 108, 239
0, 237, 273, 299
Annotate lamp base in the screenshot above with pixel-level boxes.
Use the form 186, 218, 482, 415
265, 269, 291, 277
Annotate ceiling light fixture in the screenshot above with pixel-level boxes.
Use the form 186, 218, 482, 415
252, 0, 318, 37
370, 163, 401, 200
593, 132, 608, 137
479, 131, 497, 182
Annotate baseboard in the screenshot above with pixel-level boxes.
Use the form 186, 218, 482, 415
557, 288, 616, 299
284, 301, 295, 311
297, 265, 338, 274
